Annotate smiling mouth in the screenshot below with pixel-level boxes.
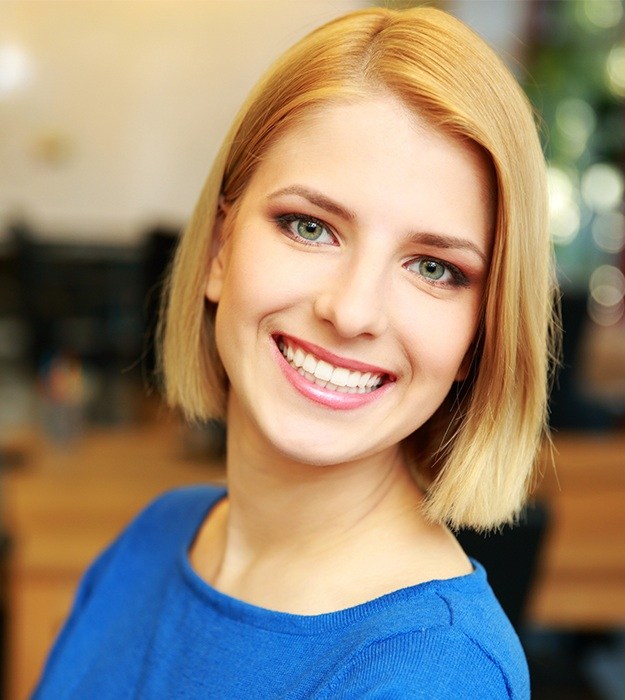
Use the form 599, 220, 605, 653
276, 336, 390, 394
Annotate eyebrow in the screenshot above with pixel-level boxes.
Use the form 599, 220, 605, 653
268, 184, 488, 265
268, 185, 357, 221
404, 231, 488, 265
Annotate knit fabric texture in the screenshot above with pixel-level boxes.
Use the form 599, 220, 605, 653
33, 485, 529, 699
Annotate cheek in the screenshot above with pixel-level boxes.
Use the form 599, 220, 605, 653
231, 231, 317, 310
399, 297, 481, 380
218, 239, 288, 318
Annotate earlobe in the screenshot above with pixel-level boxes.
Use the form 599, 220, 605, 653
206, 247, 226, 303
205, 201, 229, 303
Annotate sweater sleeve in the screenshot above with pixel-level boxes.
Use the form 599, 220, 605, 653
324, 628, 523, 700
35, 486, 212, 683
31, 536, 121, 698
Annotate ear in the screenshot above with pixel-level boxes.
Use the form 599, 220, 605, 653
205, 199, 230, 303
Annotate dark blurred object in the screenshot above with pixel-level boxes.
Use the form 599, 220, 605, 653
180, 420, 227, 462
10, 221, 145, 372
549, 293, 617, 431
141, 226, 179, 389
6, 220, 148, 426
456, 501, 549, 632
0, 448, 25, 472
526, 630, 610, 700
38, 351, 86, 444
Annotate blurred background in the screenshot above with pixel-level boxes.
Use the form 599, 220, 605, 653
0, 0, 624, 698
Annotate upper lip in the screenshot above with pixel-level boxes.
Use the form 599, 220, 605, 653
275, 333, 395, 379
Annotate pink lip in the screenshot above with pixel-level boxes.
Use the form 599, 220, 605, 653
271, 334, 395, 411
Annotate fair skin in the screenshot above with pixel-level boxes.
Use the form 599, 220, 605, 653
191, 94, 494, 615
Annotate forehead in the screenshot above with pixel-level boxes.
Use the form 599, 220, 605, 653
238, 95, 494, 257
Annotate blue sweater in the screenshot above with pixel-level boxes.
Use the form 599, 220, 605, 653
34, 486, 529, 699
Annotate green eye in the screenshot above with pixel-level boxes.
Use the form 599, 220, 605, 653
419, 259, 446, 280
405, 256, 468, 288
275, 214, 336, 246
296, 219, 323, 240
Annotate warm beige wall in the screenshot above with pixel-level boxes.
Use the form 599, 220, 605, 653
0, 0, 529, 244
0, 0, 365, 243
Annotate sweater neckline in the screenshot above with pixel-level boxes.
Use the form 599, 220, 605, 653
177, 485, 485, 635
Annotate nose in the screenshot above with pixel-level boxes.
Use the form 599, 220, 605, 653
313, 255, 389, 339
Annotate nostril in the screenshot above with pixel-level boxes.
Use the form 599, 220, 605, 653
313, 287, 387, 340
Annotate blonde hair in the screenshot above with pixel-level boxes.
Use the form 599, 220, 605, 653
160, 7, 557, 530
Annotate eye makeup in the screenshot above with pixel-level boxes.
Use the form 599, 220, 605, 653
274, 213, 338, 246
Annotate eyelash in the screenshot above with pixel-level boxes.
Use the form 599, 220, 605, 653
404, 256, 470, 288
274, 213, 469, 289
274, 214, 337, 246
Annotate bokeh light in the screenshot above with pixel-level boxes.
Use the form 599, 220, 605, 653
606, 44, 625, 97
555, 98, 596, 158
548, 166, 581, 244
0, 43, 32, 97
579, 0, 624, 30
588, 264, 625, 325
581, 163, 625, 212
592, 211, 625, 253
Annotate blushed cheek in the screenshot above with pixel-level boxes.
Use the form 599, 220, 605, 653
233, 257, 271, 310
417, 313, 479, 384
237, 243, 315, 311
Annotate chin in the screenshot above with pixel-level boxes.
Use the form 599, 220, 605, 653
263, 426, 388, 469
273, 439, 352, 468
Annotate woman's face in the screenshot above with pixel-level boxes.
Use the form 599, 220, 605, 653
207, 94, 494, 467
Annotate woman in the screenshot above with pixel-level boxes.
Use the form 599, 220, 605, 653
34, 7, 556, 699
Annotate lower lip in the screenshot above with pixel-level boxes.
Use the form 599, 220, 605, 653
271, 340, 393, 411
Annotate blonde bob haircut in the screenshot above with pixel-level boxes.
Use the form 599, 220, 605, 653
161, 7, 557, 531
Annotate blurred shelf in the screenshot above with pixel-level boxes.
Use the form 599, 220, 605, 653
528, 432, 625, 629
1, 406, 224, 700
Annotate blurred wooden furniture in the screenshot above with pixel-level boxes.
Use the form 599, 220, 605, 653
1, 418, 624, 698
527, 432, 625, 629
1, 407, 224, 700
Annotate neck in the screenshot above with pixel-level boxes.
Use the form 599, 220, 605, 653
191, 397, 467, 614
220, 397, 426, 561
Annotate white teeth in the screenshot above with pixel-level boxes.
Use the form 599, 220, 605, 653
303, 353, 317, 374
293, 348, 305, 368
278, 339, 386, 394
330, 366, 350, 388
357, 372, 371, 389
315, 360, 334, 382
346, 370, 360, 388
